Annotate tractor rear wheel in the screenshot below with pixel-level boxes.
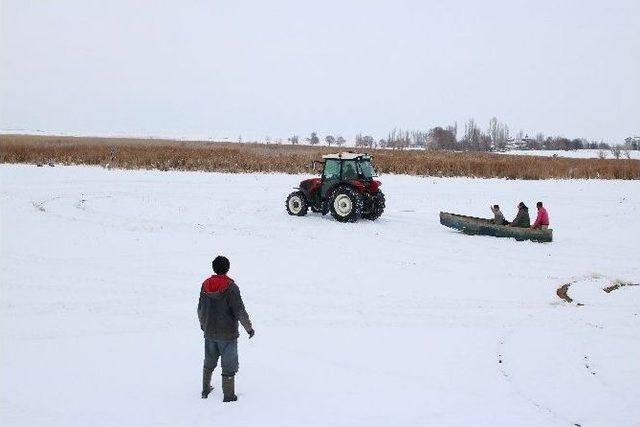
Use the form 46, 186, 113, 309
362, 190, 386, 220
329, 186, 363, 223
286, 191, 308, 216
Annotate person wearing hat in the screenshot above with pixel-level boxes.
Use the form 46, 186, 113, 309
197, 255, 254, 402
510, 202, 531, 228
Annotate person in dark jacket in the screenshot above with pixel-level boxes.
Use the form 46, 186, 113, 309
510, 202, 530, 228
198, 255, 254, 402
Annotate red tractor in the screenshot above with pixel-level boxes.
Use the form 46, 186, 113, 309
285, 152, 385, 222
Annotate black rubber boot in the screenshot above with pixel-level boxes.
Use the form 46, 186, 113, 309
222, 375, 237, 402
201, 368, 214, 398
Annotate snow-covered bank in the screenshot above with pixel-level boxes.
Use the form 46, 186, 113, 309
0, 128, 242, 144
1, 164, 639, 427
499, 149, 640, 160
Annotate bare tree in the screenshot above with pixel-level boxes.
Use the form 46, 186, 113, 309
449, 122, 458, 139
363, 135, 375, 148
462, 119, 482, 151
354, 134, 375, 148
325, 135, 336, 147
307, 132, 320, 146
355, 134, 364, 148
386, 128, 410, 150
611, 145, 622, 159
408, 130, 427, 149
624, 136, 639, 150
487, 117, 509, 151
288, 135, 299, 145
336, 136, 345, 147
427, 127, 457, 150
479, 134, 492, 151
488, 117, 498, 147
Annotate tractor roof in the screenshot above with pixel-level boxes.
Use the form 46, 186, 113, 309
322, 152, 370, 160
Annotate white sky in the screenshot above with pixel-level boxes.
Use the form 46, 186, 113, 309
1, 0, 639, 143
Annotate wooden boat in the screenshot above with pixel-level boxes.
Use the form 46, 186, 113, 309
439, 212, 553, 243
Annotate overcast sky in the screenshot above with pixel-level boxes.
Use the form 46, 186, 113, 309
1, 0, 639, 143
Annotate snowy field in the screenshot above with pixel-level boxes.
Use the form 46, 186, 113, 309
1, 164, 639, 427
500, 149, 640, 160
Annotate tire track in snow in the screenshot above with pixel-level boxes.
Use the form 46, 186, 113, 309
555, 274, 639, 306
496, 312, 574, 426
498, 274, 640, 426
31, 195, 63, 212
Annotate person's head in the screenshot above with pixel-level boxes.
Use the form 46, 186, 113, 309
212, 256, 230, 275
537, 201, 543, 209
493, 204, 500, 210
518, 202, 527, 210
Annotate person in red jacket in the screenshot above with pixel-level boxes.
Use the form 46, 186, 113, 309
198, 256, 254, 402
531, 201, 550, 229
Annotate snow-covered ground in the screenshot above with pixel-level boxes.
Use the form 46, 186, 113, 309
1, 164, 639, 427
500, 149, 640, 160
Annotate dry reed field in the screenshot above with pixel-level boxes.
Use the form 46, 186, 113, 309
1, 134, 638, 179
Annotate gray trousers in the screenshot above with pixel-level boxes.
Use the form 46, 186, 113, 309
204, 338, 238, 376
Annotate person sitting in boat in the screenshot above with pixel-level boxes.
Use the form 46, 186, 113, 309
510, 202, 530, 228
531, 201, 550, 230
490, 205, 506, 225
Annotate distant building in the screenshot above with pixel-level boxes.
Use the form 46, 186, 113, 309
506, 137, 534, 150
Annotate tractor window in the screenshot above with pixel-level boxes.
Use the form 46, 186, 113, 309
358, 160, 375, 179
342, 160, 358, 179
323, 160, 340, 180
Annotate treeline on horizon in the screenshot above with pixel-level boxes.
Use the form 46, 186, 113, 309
1, 134, 638, 180
282, 117, 640, 157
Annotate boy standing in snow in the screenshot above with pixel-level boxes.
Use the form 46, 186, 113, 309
198, 255, 254, 402
531, 201, 550, 230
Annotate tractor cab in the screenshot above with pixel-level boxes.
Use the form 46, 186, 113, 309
320, 152, 376, 182
318, 153, 378, 200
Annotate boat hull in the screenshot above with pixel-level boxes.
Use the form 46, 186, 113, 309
439, 212, 553, 243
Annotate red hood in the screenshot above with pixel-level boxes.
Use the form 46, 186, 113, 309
202, 275, 232, 293
368, 180, 382, 192
301, 177, 321, 186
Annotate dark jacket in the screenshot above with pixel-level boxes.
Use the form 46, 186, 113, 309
197, 275, 253, 341
511, 207, 530, 228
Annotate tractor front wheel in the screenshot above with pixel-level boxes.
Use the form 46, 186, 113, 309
286, 191, 308, 216
329, 186, 363, 223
